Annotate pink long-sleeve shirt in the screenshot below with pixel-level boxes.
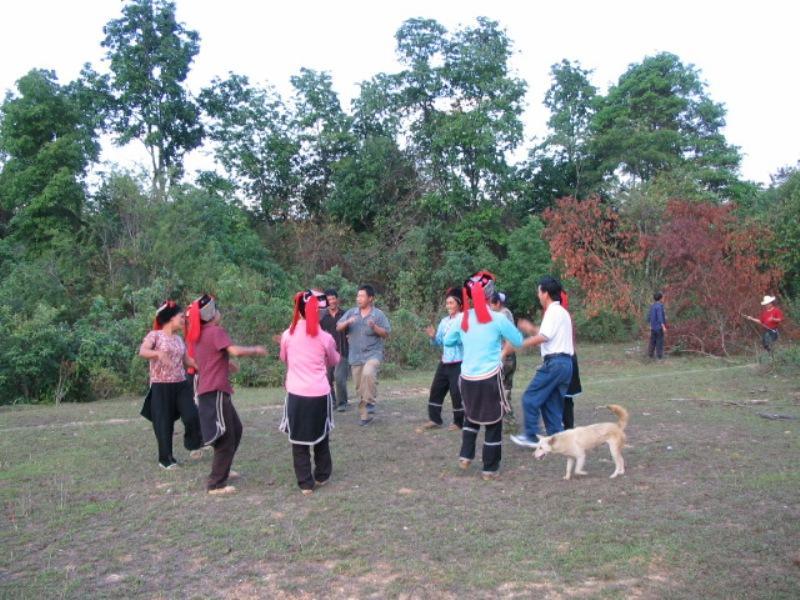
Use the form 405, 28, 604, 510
280, 320, 340, 397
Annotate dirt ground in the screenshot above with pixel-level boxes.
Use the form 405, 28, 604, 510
1, 343, 798, 599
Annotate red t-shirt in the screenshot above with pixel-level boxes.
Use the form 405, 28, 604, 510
759, 306, 784, 330
194, 324, 234, 396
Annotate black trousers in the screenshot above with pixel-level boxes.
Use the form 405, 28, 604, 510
150, 381, 202, 466
428, 362, 464, 426
291, 436, 332, 490
563, 397, 575, 430
459, 418, 503, 472
206, 394, 243, 490
648, 329, 665, 358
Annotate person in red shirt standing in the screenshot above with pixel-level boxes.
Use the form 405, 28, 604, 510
744, 295, 784, 351
186, 294, 267, 496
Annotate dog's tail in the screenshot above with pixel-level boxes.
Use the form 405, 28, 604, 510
606, 404, 628, 430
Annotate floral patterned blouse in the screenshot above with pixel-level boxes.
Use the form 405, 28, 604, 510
141, 330, 187, 384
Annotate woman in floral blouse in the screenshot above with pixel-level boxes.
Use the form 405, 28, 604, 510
139, 301, 202, 469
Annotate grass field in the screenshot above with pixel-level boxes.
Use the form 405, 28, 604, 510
1, 343, 799, 599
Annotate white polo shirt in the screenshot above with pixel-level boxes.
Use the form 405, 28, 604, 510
539, 301, 574, 357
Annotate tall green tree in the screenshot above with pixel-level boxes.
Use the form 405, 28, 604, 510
199, 74, 300, 220
393, 18, 526, 211
0, 69, 98, 246
98, 0, 203, 197
591, 52, 741, 195
290, 68, 354, 216
525, 60, 600, 207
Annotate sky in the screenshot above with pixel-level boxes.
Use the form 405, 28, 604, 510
1, 0, 798, 185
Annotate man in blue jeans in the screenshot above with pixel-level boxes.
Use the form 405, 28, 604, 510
510, 276, 574, 448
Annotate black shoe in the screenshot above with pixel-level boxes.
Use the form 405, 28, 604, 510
359, 417, 374, 426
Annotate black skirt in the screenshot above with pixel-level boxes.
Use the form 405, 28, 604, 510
279, 392, 334, 445
566, 353, 582, 397
459, 368, 508, 425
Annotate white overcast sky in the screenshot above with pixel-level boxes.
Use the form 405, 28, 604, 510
1, 0, 798, 185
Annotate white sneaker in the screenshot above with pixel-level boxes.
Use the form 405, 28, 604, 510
510, 434, 540, 448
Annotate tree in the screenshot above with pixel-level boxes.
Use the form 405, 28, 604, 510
591, 52, 741, 195
99, 0, 203, 197
528, 60, 600, 203
649, 200, 782, 354
498, 216, 551, 317
199, 74, 300, 220
764, 165, 800, 296
543, 196, 643, 315
0, 69, 98, 246
290, 68, 355, 217
327, 135, 416, 230
393, 18, 526, 211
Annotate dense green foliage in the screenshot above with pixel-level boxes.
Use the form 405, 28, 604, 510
0, 1, 797, 403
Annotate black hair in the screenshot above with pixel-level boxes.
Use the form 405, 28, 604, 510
156, 303, 182, 326
324, 288, 338, 298
358, 284, 375, 298
537, 276, 563, 302
490, 292, 506, 305
653, 291, 663, 301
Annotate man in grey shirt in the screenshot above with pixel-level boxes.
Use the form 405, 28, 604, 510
337, 284, 391, 425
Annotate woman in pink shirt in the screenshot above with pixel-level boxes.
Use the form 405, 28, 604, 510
139, 300, 202, 469
279, 290, 340, 495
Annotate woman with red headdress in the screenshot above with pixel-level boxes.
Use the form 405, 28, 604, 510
139, 300, 203, 469
442, 272, 527, 480
279, 290, 340, 495
418, 287, 465, 432
186, 294, 267, 495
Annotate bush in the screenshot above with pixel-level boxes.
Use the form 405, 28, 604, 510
572, 309, 638, 343
385, 308, 437, 369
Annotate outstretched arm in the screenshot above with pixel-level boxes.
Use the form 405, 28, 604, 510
227, 344, 267, 357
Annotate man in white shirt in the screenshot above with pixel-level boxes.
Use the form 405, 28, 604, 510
510, 276, 574, 448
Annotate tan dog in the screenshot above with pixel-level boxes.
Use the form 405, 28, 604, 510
533, 404, 628, 480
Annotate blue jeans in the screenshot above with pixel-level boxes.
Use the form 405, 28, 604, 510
520, 355, 573, 439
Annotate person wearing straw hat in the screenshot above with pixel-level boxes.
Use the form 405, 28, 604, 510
139, 300, 203, 469
744, 295, 784, 351
186, 294, 267, 496
279, 290, 340, 496
443, 271, 526, 480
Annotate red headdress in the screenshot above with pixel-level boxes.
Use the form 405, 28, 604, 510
290, 290, 328, 336
461, 271, 496, 331
560, 290, 569, 310
152, 300, 179, 330
185, 294, 216, 372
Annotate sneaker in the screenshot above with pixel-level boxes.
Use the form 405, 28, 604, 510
207, 485, 237, 496
510, 434, 540, 448
447, 423, 461, 432
366, 403, 376, 414
415, 421, 441, 433
481, 471, 500, 481
159, 461, 179, 470
359, 417, 374, 426
458, 458, 472, 470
